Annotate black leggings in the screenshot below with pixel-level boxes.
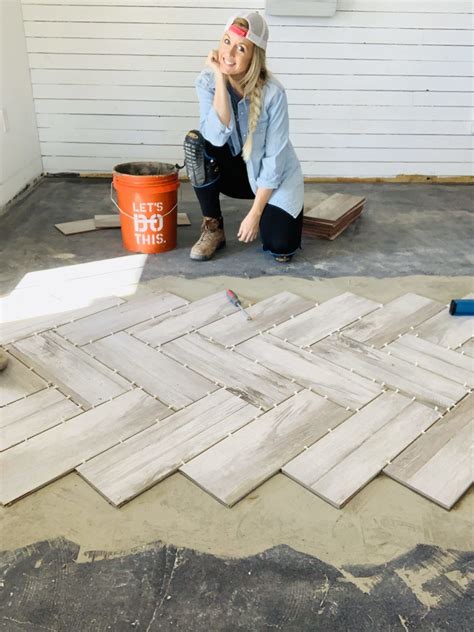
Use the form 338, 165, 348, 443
192, 141, 303, 256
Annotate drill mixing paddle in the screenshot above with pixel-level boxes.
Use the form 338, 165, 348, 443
226, 289, 252, 321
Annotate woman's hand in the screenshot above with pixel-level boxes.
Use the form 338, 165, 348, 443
206, 49, 223, 77
238, 211, 260, 243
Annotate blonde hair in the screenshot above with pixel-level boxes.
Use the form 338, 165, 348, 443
232, 18, 269, 162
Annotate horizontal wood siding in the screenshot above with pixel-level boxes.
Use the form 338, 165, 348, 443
22, 0, 473, 177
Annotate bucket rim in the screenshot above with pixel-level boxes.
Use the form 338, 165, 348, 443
113, 161, 178, 177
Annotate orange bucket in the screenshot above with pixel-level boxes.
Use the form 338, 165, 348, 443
111, 161, 180, 254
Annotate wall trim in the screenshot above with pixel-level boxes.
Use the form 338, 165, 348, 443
43, 172, 474, 185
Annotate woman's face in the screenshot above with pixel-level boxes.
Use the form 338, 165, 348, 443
218, 30, 254, 79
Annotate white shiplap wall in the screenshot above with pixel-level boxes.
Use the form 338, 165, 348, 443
22, 0, 474, 177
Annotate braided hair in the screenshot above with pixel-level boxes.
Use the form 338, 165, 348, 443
232, 18, 269, 162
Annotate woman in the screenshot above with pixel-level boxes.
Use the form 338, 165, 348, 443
184, 11, 304, 263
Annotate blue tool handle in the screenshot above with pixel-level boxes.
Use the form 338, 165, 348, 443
449, 299, 474, 316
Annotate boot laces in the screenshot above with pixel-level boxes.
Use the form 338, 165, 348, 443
196, 219, 220, 245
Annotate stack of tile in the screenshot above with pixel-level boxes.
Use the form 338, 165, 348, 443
303, 193, 365, 240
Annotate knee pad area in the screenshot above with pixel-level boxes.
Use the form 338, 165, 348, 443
184, 130, 220, 188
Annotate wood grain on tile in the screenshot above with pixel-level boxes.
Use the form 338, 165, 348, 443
85, 332, 217, 408
181, 390, 351, 507
1, 389, 81, 451
0, 297, 124, 345
78, 389, 259, 506
387, 334, 474, 387
283, 392, 440, 508
56, 292, 188, 345
162, 332, 299, 409
414, 303, 473, 349
10, 332, 130, 409
235, 334, 382, 410
271, 292, 379, 347
0, 390, 170, 505
384, 394, 473, 510
0, 351, 47, 407
197, 291, 314, 347
129, 291, 237, 347
340, 293, 443, 347
311, 335, 468, 410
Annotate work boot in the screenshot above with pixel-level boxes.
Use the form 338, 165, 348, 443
190, 217, 226, 261
0, 348, 8, 371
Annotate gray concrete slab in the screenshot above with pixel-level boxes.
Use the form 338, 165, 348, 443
0, 177, 472, 294
1, 538, 472, 631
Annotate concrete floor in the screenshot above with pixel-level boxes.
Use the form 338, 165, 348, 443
0, 178, 473, 631
0, 177, 473, 293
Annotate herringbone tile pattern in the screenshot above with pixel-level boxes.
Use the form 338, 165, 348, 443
1, 290, 472, 509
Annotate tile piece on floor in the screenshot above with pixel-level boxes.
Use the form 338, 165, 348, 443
384, 394, 473, 510
235, 334, 382, 410
311, 335, 468, 410
386, 334, 474, 387
85, 332, 217, 409
1, 389, 81, 451
270, 292, 380, 347
413, 294, 474, 349
162, 332, 300, 410
177, 212, 191, 226
9, 332, 131, 409
56, 291, 188, 345
459, 339, 474, 358
93, 212, 190, 228
128, 291, 238, 347
340, 293, 443, 347
0, 390, 171, 505
197, 291, 315, 347
282, 392, 440, 509
0, 351, 48, 407
78, 389, 260, 506
180, 389, 351, 507
94, 215, 121, 229
55, 219, 97, 235
0, 296, 125, 345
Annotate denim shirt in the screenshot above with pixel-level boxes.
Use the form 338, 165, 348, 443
195, 69, 304, 218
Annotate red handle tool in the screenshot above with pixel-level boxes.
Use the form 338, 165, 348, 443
226, 289, 251, 321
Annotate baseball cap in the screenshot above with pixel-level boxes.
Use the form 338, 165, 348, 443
225, 12, 269, 51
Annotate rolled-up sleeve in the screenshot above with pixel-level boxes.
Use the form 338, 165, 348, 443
195, 72, 235, 147
256, 89, 289, 190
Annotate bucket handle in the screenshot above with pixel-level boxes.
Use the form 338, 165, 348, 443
110, 182, 178, 221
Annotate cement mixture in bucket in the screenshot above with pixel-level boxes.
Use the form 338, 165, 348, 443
114, 162, 177, 176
